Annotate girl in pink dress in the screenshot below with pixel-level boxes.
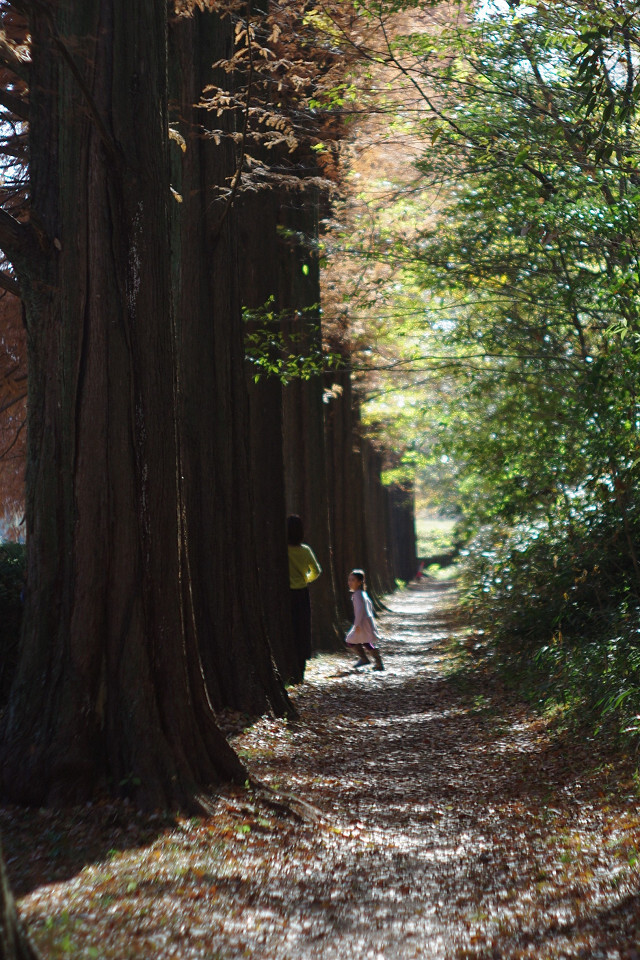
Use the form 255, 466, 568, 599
345, 569, 384, 670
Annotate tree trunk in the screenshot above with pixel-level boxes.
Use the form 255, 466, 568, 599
324, 366, 367, 621
279, 196, 342, 651
168, 7, 291, 713
0, 838, 39, 960
388, 483, 418, 584
324, 370, 416, 608
0, 1, 244, 810
239, 187, 301, 684
361, 437, 395, 598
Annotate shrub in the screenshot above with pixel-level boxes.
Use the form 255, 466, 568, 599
460, 488, 640, 739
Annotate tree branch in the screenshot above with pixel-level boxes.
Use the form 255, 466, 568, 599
0, 209, 39, 284
0, 87, 29, 121
211, 4, 254, 242
0, 416, 26, 461
0, 34, 29, 84
0, 268, 20, 298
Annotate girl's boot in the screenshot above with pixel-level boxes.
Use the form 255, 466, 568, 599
372, 648, 384, 671
353, 645, 371, 667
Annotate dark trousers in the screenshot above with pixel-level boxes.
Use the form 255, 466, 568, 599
290, 587, 312, 677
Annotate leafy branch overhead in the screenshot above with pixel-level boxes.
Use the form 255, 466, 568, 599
243, 299, 345, 383
319, 0, 640, 736
188, 0, 357, 196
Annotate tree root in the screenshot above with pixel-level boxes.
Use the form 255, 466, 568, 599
247, 777, 327, 824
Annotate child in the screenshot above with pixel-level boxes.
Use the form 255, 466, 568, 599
345, 569, 384, 671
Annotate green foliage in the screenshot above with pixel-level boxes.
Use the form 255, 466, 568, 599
459, 479, 640, 736
341, 0, 640, 738
415, 513, 457, 559
0, 540, 26, 704
413, 0, 640, 738
243, 298, 344, 382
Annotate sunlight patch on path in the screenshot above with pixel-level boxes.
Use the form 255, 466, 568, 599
14, 579, 640, 960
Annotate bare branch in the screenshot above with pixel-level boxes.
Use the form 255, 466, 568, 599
0, 268, 20, 297
211, 6, 255, 241
0, 33, 29, 83
0, 414, 25, 460
0, 209, 39, 282
0, 87, 28, 121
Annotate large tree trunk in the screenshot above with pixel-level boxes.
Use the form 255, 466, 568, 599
279, 196, 342, 651
0, 1, 244, 810
168, 7, 291, 714
361, 437, 395, 598
0, 839, 39, 960
324, 367, 369, 620
239, 188, 301, 685
388, 482, 418, 584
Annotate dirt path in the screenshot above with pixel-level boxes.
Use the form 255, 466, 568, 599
7, 580, 640, 958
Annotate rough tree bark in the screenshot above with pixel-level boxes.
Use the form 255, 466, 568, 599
324, 363, 368, 621
279, 196, 342, 651
168, 6, 291, 713
239, 187, 302, 685
388, 482, 418, 584
0, 1, 244, 810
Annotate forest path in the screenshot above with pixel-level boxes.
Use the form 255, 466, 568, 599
230, 579, 640, 960
9, 580, 640, 959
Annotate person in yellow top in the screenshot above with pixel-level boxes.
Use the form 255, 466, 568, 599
287, 514, 322, 681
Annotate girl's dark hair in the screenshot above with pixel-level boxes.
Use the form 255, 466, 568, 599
287, 514, 304, 546
350, 568, 366, 588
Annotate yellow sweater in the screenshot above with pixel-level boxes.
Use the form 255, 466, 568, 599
288, 543, 322, 590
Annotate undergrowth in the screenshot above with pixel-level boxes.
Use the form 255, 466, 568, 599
456, 496, 640, 751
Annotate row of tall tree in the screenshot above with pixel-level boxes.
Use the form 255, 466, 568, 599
0, 2, 420, 954
0, 0, 416, 818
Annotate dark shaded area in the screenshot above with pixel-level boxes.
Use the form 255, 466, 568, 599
0, 542, 25, 708
1, 804, 177, 899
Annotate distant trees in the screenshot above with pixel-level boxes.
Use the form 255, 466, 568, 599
331, 0, 640, 732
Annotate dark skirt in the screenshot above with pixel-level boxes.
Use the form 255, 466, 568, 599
290, 586, 312, 674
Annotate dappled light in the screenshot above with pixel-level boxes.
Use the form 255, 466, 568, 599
0, 0, 639, 956
2, 582, 638, 959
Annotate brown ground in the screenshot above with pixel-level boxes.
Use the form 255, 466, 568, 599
4, 579, 640, 958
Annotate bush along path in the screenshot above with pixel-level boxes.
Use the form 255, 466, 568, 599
4, 579, 640, 959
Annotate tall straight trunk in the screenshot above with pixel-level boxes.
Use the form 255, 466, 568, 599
361, 437, 395, 598
324, 366, 368, 620
279, 196, 341, 650
239, 188, 301, 684
326, 369, 415, 606
388, 483, 418, 584
0, 839, 39, 960
0, 1, 244, 810
168, 8, 290, 714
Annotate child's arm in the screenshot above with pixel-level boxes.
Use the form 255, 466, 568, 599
352, 590, 366, 627
346, 591, 364, 643
305, 548, 322, 583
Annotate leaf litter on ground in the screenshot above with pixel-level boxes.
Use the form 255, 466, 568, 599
4, 579, 640, 959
